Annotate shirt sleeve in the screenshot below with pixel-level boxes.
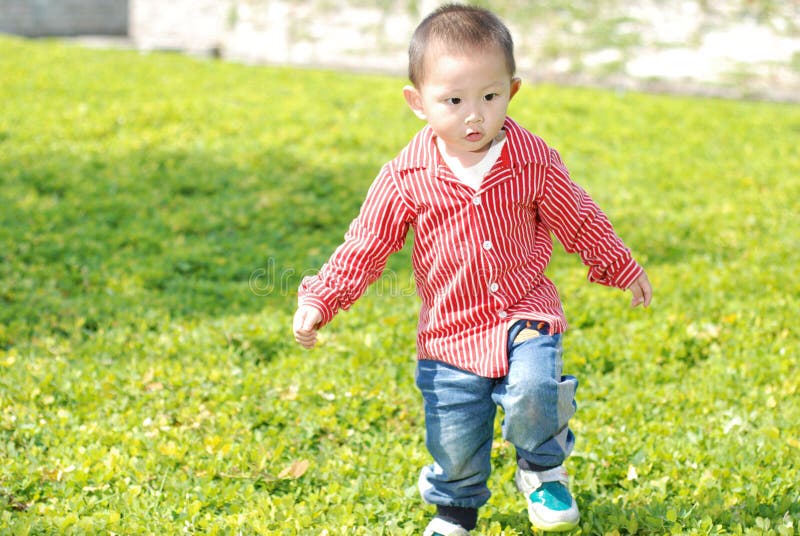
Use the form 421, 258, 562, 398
538, 148, 643, 290
298, 165, 414, 327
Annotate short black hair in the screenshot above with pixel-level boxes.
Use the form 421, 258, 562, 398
408, 4, 516, 87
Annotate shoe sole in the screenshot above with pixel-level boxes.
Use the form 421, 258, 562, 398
529, 510, 579, 532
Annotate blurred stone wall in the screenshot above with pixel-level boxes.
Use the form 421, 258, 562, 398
128, 0, 437, 72
129, 0, 228, 55
127, 0, 800, 100
0, 0, 128, 37
2, 0, 797, 100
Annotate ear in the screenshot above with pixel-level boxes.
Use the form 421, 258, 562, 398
403, 85, 427, 120
509, 77, 522, 100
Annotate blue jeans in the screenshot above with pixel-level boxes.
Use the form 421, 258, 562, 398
415, 320, 578, 509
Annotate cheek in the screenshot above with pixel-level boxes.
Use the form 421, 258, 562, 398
428, 109, 458, 128
489, 104, 509, 123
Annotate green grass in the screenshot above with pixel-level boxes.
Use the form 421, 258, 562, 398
1, 35, 799, 535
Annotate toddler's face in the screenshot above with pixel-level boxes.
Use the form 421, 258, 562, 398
404, 45, 520, 165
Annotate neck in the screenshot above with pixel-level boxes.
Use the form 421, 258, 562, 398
438, 139, 492, 168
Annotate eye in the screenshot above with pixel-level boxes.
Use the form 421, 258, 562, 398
483, 93, 499, 101
445, 97, 462, 105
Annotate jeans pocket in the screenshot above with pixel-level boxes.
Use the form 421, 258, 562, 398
556, 374, 579, 425
508, 320, 550, 351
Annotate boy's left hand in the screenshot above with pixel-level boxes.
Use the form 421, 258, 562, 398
628, 272, 652, 308
293, 305, 323, 349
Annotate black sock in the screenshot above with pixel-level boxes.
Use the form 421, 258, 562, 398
436, 505, 478, 531
517, 453, 557, 472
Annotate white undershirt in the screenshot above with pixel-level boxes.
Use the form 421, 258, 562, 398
437, 132, 507, 191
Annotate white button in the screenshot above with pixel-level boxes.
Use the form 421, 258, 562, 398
473, 197, 481, 206
498, 311, 508, 319
482, 241, 493, 250
490, 282, 499, 292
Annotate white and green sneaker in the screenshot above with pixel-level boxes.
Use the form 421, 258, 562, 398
423, 517, 471, 536
515, 465, 580, 532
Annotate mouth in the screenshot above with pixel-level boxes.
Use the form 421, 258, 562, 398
465, 131, 484, 143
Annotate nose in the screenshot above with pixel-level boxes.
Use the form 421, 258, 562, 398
465, 109, 483, 125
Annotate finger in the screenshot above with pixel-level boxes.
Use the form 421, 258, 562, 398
293, 309, 307, 334
301, 312, 319, 333
636, 276, 652, 308
295, 332, 317, 349
642, 284, 652, 307
630, 284, 645, 308
294, 328, 311, 343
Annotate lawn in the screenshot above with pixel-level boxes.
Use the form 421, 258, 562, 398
0, 35, 799, 535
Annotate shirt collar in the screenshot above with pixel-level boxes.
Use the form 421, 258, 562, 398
393, 117, 547, 173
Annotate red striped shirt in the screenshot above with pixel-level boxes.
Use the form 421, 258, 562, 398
299, 117, 643, 377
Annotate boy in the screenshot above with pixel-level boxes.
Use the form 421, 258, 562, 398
293, 4, 652, 534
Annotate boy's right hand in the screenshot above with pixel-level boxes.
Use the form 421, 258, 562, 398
293, 305, 323, 349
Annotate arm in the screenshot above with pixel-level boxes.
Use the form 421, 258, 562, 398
539, 149, 650, 300
293, 166, 413, 348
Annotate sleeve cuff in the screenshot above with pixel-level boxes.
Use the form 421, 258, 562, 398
298, 277, 338, 327
611, 256, 644, 290
588, 254, 643, 290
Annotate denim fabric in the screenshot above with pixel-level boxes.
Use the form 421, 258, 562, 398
415, 320, 578, 508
